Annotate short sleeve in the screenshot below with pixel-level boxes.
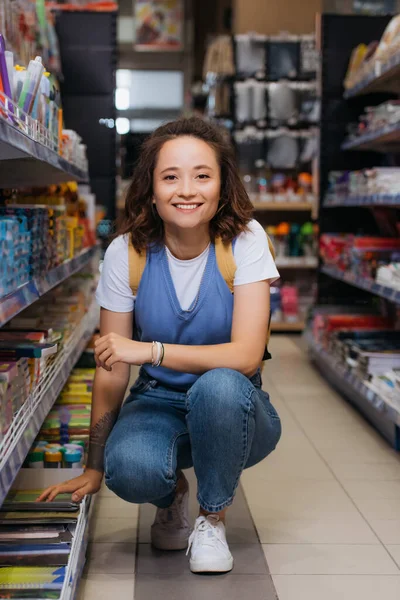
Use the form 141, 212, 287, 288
95, 235, 135, 312
233, 220, 280, 286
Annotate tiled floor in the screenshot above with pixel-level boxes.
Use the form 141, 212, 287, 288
78, 335, 400, 599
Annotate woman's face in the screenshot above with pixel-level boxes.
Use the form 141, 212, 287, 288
153, 136, 221, 233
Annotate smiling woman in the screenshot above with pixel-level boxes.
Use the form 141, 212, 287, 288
38, 116, 281, 576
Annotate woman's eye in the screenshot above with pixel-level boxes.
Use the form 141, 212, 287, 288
164, 175, 177, 181
197, 174, 210, 180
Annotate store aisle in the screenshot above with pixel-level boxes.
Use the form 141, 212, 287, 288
78, 336, 400, 600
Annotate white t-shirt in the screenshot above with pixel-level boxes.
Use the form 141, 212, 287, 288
95, 219, 280, 312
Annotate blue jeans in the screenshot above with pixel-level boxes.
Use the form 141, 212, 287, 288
105, 368, 281, 513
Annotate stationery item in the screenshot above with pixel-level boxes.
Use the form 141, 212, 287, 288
44, 452, 62, 469
0, 525, 71, 542
0, 342, 58, 359
13, 66, 26, 103
0, 566, 66, 590
17, 56, 45, 116
63, 451, 82, 469
5, 51, 14, 100
27, 452, 44, 469
0, 543, 71, 567
0, 35, 12, 102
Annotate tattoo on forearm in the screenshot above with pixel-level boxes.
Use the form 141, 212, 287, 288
86, 408, 120, 472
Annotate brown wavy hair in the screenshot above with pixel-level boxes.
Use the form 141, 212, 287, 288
117, 117, 253, 252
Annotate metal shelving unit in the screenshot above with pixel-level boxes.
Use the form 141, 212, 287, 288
0, 245, 99, 328
0, 117, 88, 187
307, 333, 400, 449
344, 50, 400, 98
0, 300, 99, 505
324, 193, 400, 207
342, 122, 400, 153
321, 264, 400, 304
311, 14, 400, 449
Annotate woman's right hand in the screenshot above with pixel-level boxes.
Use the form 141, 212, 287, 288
36, 469, 104, 503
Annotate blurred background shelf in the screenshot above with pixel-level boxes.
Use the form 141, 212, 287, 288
252, 201, 314, 211
276, 257, 318, 268
344, 51, 400, 98
321, 264, 400, 304
342, 123, 400, 153
271, 321, 305, 332
324, 193, 400, 207
0, 245, 99, 328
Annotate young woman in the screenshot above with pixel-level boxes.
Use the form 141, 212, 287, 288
39, 117, 282, 574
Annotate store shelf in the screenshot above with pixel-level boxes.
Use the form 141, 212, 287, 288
324, 193, 400, 207
271, 321, 305, 332
0, 301, 99, 505
0, 116, 88, 187
342, 123, 400, 153
0, 245, 99, 328
344, 52, 400, 98
276, 257, 318, 268
306, 332, 400, 447
321, 264, 400, 304
60, 495, 93, 600
252, 202, 314, 211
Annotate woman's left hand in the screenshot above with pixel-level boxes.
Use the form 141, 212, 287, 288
94, 333, 150, 370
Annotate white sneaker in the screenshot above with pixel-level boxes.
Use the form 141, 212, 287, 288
151, 481, 191, 551
187, 515, 234, 573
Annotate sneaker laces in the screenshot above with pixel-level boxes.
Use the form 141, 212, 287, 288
186, 515, 222, 555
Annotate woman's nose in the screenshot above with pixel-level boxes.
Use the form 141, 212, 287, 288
178, 178, 197, 198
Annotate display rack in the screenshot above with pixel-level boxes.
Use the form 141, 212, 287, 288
252, 200, 314, 211
0, 115, 88, 187
0, 245, 99, 328
271, 321, 305, 332
307, 333, 400, 449
276, 257, 318, 268
324, 193, 400, 207
342, 122, 400, 153
0, 300, 99, 505
312, 13, 400, 448
344, 50, 400, 98
321, 264, 400, 303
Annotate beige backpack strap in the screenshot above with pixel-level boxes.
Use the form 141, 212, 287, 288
267, 235, 276, 260
128, 236, 147, 296
214, 237, 236, 293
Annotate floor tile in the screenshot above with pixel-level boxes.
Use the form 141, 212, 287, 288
368, 521, 400, 545
387, 546, 400, 569
242, 452, 334, 481
97, 483, 118, 498
86, 542, 136, 574
77, 573, 135, 600
263, 544, 398, 575
134, 573, 278, 600
93, 496, 140, 520
137, 543, 269, 575
244, 479, 362, 520
330, 462, 400, 481
89, 516, 138, 544
251, 517, 378, 544
273, 574, 400, 600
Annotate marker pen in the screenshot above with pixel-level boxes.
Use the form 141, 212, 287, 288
18, 56, 45, 116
